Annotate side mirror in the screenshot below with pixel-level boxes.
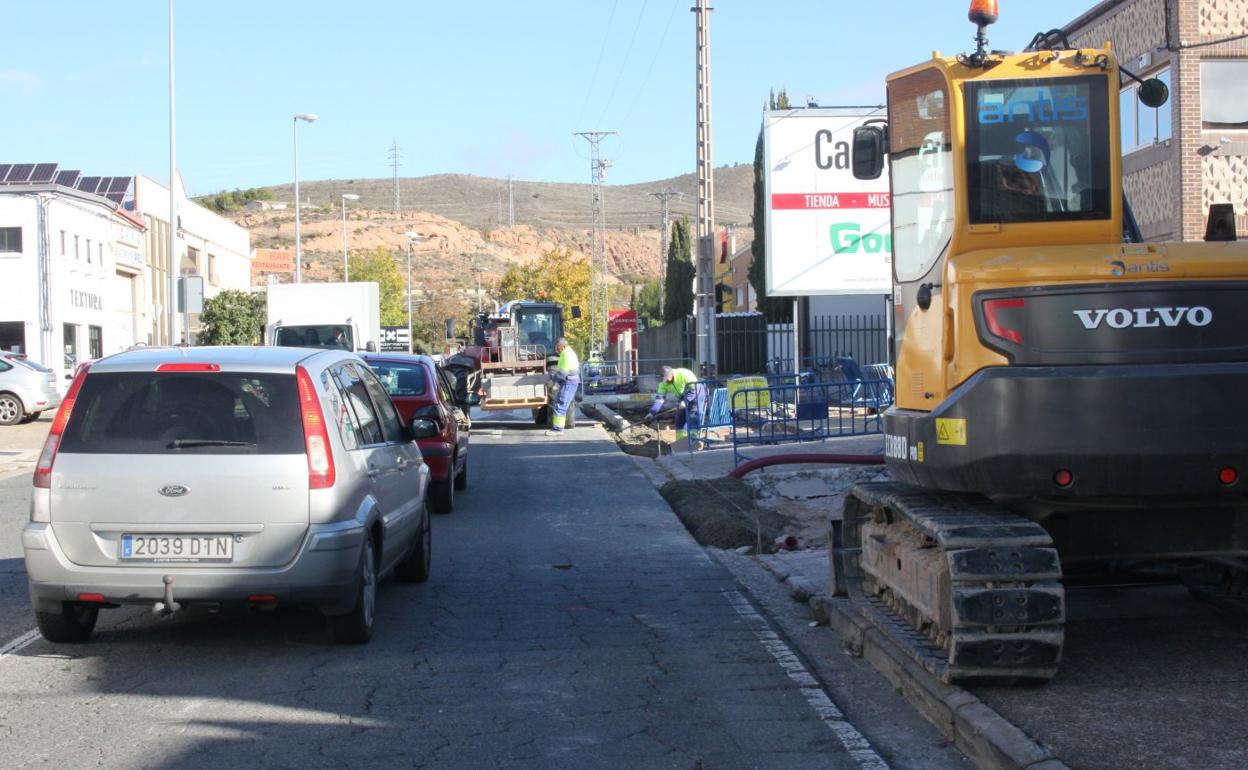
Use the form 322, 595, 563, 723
460, 392, 481, 407
1138, 78, 1169, 109
852, 125, 887, 180
365, 340, 378, 353
571, 305, 582, 319
409, 417, 439, 439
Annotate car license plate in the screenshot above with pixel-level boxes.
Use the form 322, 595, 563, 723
120, 534, 233, 562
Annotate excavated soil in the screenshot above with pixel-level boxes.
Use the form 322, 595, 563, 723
659, 478, 790, 552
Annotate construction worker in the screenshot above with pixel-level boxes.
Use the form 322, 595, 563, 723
547, 337, 580, 435
645, 366, 707, 443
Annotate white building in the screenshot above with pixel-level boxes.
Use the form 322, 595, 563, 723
0, 178, 147, 381
132, 173, 252, 344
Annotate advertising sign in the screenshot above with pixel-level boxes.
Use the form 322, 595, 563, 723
608, 309, 637, 345
764, 107, 891, 296
379, 325, 411, 352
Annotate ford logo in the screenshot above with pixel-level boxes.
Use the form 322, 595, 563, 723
159, 484, 190, 497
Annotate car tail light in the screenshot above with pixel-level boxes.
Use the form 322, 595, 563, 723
156, 363, 221, 372
983, 298, 1025, 344
34, 362, 91, 490
296, 365, 336, 489
77, 593, 105, 603
415, 404, 444, 432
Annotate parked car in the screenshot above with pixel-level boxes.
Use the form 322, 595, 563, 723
0, 353, 62, 426
24, 346, 432, 644
361, 353, 476, 514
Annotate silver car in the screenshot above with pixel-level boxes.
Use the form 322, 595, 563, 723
0, 354, 62, 426
24, 345, 433, 644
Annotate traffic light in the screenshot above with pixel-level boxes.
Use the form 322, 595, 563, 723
715, 283, 732, 313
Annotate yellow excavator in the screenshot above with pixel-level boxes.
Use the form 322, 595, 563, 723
835, 0, 1248, 684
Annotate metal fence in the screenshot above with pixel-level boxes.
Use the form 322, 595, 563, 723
730, 379, 891, 465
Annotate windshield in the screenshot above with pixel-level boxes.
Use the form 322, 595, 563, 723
274, 325, 354, 350
515, 309, 560, 352
966, 76, 1110, 224
367, 360, 429, 397
6, 356, 51, 373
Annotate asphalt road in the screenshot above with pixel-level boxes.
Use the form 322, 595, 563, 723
0, 416, 964, 769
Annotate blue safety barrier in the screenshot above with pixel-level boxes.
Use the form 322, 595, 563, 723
686, 386, 731, 451
730, 379, 891, 466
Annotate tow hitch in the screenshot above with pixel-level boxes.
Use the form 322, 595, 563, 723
153, 575, 181, 616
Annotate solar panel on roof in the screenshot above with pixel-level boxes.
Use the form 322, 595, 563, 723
76, 176, 102, 194
0, 165, 12, 182
5, 164, 34, 183
54, 170, 80, 187
105, 191, 126, 204
30, 163, 57, 183
108, 176, 130, 193
96, 177, 115, 194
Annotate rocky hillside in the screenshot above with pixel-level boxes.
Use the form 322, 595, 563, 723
237, 165, 755, 287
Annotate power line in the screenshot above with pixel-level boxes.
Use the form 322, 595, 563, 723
597, 0, 650, 126
619, 0, 681, 129
577, 0, 620, 125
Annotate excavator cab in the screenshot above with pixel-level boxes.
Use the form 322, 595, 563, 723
836, 0, 1248, 686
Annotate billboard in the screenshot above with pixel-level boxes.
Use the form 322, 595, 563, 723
608, 309, 637, 345
764, 108, 891, 296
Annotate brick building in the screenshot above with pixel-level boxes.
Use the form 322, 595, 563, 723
1063, 0, 1248, 241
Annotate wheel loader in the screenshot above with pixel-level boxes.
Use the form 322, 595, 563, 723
834, 0, 1248, 684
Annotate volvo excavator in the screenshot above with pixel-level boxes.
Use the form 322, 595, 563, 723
834, 0, 1248, 684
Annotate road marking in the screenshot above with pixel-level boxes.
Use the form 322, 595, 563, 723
0, 628, 40, 659
725, 590, 890, 770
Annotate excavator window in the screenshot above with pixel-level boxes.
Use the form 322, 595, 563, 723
888, 69, 955, 283
965, 75, 1111, 225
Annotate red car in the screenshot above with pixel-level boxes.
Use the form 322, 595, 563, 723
362, 354, 475, 513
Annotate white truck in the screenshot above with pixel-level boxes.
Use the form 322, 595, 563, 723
265, 282, 381, 352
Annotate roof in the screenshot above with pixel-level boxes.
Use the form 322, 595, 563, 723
88, 345, 341, 374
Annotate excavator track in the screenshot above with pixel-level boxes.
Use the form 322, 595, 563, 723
833, 482, 1065, 685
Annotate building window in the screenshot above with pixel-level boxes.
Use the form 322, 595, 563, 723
88, 326, 102, 360
86, 238, 92, 264
74, 235, 80, 260
0, 227, 21, 253
208, 253, 218, 286
99, 243, 104, 264
182, 245, 200, 276
1202, 60, 1248, 130
60, 230, 66, 256
63, 324, 79, 368
1120, 67, 1172, 153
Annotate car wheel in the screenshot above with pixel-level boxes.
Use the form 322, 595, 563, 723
328, 536, 377, 644
429, 476, 454, 514
532, 406, 548, 426
0, 393, 23, 426
453, 457, 468, 491
395, 507, 431, 584
35, 602, 99, 643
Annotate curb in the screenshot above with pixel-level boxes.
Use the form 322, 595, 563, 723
759, 558, 1070, 770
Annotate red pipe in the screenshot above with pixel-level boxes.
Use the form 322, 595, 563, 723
728, 453, 884, 479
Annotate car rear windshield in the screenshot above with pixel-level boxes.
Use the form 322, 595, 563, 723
59, 371, 303, 454
8, 356, 51, 373
367, 361, 428, 396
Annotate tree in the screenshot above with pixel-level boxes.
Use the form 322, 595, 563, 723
496, 248, 595, 355
347, 247, 407, 326
198, 290, 266, 345
410, 287, 473, 354
750, 89, 793, 323
662, 217, 694, 323
634, 278, 662, 328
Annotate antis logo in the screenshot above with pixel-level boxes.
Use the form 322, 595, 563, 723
1073, 306, 1213, 329
1013, 131, 1051, 173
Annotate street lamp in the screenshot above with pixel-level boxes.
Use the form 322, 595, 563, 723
340, 193, 359, 281
292, 113, 318, 283
404, 231, 422, 353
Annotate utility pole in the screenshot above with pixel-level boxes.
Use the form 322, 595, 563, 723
574, 131, 617, 353
388, 139, 402, 213
692, 0, 717, 376
650, 188, 681, 315
507, 173, 515, 227
496, 191, 504, 226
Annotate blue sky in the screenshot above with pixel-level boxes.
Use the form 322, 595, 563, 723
2, 1, 1095, 195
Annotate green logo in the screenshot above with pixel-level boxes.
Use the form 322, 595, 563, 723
831, 223, 891, 254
